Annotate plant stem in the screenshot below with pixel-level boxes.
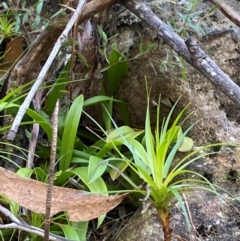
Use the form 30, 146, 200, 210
158, 208, 173, 241
44, 100, 59, 241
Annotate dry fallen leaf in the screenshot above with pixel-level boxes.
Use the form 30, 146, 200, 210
0, 167, 127, 221
0, 35, 23, 78
3, 35, 23, 64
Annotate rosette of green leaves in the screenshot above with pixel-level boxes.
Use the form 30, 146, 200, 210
101, 94, 231, 237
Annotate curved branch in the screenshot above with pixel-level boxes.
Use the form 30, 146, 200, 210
0, 205, 70, 241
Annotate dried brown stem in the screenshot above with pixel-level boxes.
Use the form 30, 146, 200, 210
44, 100, 59, 241
27, 90, 43, 168
158, 208, 173, 241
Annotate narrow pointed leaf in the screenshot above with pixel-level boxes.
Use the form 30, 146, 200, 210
60, 95, 84, 171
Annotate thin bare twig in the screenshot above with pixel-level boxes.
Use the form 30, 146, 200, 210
27, 123, 39, 168
7, 0, 87, 141
182, 193, 198, 241
0, 205, 71, 241
69, 16, 78, 100
44, 100, 59, 241
27, 90, 43, 168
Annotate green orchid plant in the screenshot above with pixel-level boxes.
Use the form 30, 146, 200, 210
91, 90, 232, 241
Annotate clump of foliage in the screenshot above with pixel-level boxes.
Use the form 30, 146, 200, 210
0, 17, 20, 44
0, 0, 235, 240
91, 86, 233, 241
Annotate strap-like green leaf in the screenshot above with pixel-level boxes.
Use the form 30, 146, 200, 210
59, 95, 84, 171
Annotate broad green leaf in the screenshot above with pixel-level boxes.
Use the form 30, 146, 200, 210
88, 156, 107, 184
0, 102, 54, 142
60, 95, 84, 171
178, 136, 193, 152
50, 8, 65, 20
106, 126, 143, 142
130, 139, 151, 173
208, 5, 217, 14
89, 157, 129, 183
2, 2, 8, 9
71, 221, 88, 241
102, 98, 113, 130
32, 15, 41, 29
54, 170, 72, 186
58, 224, 80, 241
106, 112, 144, 182
107, 162, 139, 189
106, 45, 128, 95
96, 140, 123, 158
0, 230, 12, 240
71, 157, 89, 164
36, 0, 43, 14
84, 95, 120, 107
115, 100, 130, 125
145, 98, 156, 181
72, 167, 108, 227
85, 139, 107, 155
132, 162, 158, 191
57, 110, 68, 139
33, 167, 48, 182
164, 123, 195, 178
109, 160, 128, 181
23, 12, 29, 23
14, 15, 20, 32
77, 52, 89, 68
44, 61, 70, 114
97, 25, 108, 43
17, 168, 33, 178
26, 108, 53, 142
156, 140, 171, 177
166, 125, 182, 142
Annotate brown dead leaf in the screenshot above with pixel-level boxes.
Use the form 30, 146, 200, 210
0, 36, 23, 77
3, 36, 23, 64
0, 167, 127, 221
